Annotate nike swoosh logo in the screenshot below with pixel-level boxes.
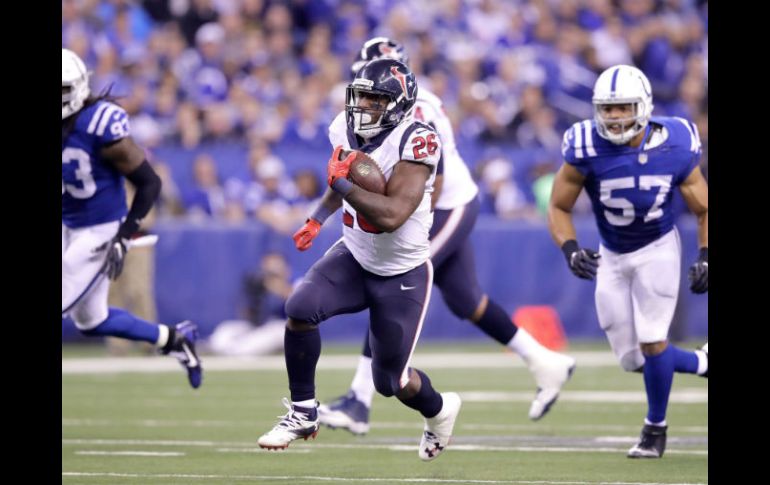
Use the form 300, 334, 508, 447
400, 284, 416, 291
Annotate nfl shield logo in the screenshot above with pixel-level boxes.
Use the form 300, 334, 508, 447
638, 152, 648, 164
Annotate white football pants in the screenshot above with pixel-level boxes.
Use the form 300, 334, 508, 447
62, 221, 118, 329
595, 228, 681, 372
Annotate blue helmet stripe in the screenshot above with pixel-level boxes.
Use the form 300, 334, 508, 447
610, 67, 620, 96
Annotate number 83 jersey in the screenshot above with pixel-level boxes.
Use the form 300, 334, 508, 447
62, 100, 129, 228
562, 116, 702, 253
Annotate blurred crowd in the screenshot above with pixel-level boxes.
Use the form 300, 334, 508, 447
63, 0, 708, 226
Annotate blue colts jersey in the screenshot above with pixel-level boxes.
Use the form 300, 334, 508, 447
62, 100, 130, 228
562, 116, 702, 253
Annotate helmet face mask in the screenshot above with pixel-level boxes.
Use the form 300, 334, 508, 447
592, 65, 653, 145
346, 87, 393, 138
62, 48, 91, 120
346, 59, 417, 139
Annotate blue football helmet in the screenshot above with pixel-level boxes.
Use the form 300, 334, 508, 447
351, 37, 409, 78
346, 58, 417, 139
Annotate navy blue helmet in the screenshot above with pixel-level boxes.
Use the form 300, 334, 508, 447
350, 37, 409, 78
346, 58, 417, 139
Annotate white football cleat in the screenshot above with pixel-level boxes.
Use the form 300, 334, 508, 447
418, 392, 462, 461
528, 352, 576, 421
258, 398, 319, 450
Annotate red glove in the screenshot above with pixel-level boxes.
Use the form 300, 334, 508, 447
327, 145, 356, 187
292, 218, 322, 251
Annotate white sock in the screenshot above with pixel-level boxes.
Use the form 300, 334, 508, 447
292, 399, 317, 409
350, 355, 375, 407
155, 324, 170, 349
695, 350, 708, 375
507, 328, 548, 365
645, 418, 666, 427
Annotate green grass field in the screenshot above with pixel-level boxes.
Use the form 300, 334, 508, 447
62, 342, 707, 484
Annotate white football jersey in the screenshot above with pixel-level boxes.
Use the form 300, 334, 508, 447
329, 111, 440, 276
413, 88, 478, 210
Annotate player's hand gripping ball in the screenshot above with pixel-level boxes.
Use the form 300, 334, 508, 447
333, 147, 387, 195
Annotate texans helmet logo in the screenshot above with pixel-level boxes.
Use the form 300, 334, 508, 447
390, 66, 414, 101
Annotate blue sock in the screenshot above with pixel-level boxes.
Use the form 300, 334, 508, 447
285, 326, 321, 402
398, 369, 444, 418
670, 345, 699, 374
81, 308, 160, 344
643, 346, 675, 424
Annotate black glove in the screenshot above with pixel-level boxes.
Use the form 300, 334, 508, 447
104, 220, 139, 280
105, 237, 127, 280
688, 247, 708, 294
562, 240, 601, 280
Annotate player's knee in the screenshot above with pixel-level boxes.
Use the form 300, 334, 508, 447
372, 369, 399, 397
639, 341, 667, 356
285, 287, 323, 325
446, 295, 477, 320
619, 350, 645, 372
72, 307, 109, 332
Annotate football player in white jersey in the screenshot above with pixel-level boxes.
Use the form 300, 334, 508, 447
257, 58, 460, 461
316, 38, 576, 436
549, 64, 708, 458
62, 48, 202, 388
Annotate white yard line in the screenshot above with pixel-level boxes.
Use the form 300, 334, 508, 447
61, 419, 707, 433
460, 390, 707, 404
74, 450, 184, 457
63, 438, 706, 456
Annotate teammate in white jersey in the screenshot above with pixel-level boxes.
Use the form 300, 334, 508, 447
549, 64, 708, 458
257, 58, 460, 461
317, 38, 576, 436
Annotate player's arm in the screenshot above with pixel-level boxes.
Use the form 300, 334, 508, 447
292, 188, 343, 251
548, 163, 600, 280
679, 166, 709, 293
101, 136, 162, 240
548, 163, 585, 247
431, 173, 443, 210
679, 166, 708, 249
336, 160, 431, 233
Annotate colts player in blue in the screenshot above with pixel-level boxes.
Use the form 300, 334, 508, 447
548, 65, 708, 458
61, 48, 202, 389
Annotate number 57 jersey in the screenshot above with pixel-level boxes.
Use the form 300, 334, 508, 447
328, 111, 440, 276
562, 116, 702, 254
62, 100, 130, 229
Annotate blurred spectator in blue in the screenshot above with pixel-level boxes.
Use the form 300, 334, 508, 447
183, 153, 227, 220
590, 16, 634, 70
178, 0, 220, 46
252, 157, 302, 233
98, 0, 154, 43
150, 160, 185, 219
477, 157, 537, 220
279, 82, 330, 151
189, 23, 230, 107
176, 102, 203, 149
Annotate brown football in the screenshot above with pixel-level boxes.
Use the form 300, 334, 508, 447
340, 149, 387, 194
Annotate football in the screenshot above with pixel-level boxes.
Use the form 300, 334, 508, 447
340, 149, 387, 194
